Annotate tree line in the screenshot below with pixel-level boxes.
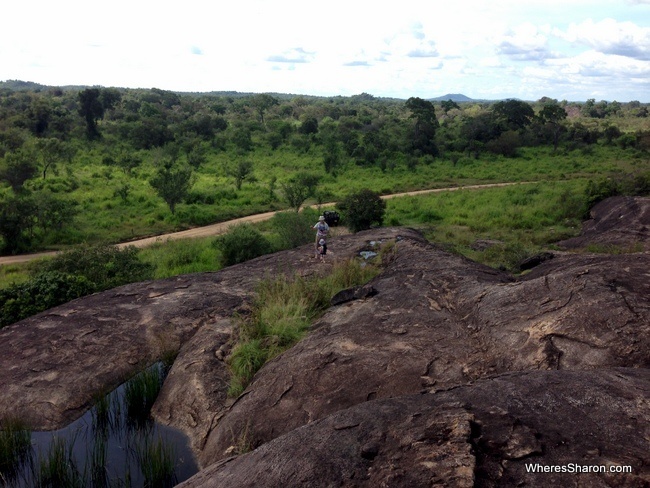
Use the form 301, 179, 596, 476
0, 83, 648, 253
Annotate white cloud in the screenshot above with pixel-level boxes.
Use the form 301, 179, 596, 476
1, 0, 649, 100
558, 19, 650, 60
497, 24, 552, 61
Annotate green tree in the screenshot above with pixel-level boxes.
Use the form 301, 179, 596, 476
336, 189, 386, 232
322, 132, 342, 173
78, 88, 105, 139
460, 112, 500, 157
441, 99, 460, 114
538, 100, 568, 152
281, 172, 320, 212
116, 153, 143, 175
492, 100, 535, 131
405, 97, 438, 156
229, 160, 255, 190
0, 149, 38, 192
149, 164, 193, 214
250, 94, 279, 127
231, 127, 254, 152
33, 191, 77, 232
299, 116, 319, 135
36, 138, 66, 179
0, 195, 36, 253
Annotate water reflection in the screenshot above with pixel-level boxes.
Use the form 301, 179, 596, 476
2, 363, 198, 487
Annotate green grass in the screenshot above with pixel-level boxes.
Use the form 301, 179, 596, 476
227, 257, 382, 397
123, 364, 166, 429
15, 141, 645, 251
0, 418, 33, 484
134, 435, 176, 488
35, 436, 84, 488
139, 237, 220, 279
385, 179, 590, 271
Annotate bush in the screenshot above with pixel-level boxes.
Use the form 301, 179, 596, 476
40, 244, 155, 291
271, 210, 317, 250
213, 223, 272, 267
0, 271, 93, 327
336, 189, 386, 232
585, 172, 650, 207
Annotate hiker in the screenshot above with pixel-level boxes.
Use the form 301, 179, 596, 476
318, 238, 327, 262
313, 215, 329, 258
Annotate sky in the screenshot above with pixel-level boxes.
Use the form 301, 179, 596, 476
1, 0, 649, 102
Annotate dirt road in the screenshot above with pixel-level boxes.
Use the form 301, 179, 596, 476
0, 181, 532, 266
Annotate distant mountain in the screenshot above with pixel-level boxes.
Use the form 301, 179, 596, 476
429, 93, 475, 102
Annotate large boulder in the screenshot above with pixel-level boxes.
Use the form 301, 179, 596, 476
558, 196, 650, 251
200, 237, 650, 465
0, 228, 416, 430
178, 368, 650, 488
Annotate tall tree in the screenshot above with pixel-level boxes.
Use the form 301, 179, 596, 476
281, 172, 320, 212
78, 88, 105, 139
405, 97, 439, 156
229, 160, 255, 190
491, 100, 535, 131
36, 138, 66, 179
250, 94, 279, 128
538, 100, 568, 152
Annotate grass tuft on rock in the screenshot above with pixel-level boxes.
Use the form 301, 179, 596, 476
228, 257, 381, 397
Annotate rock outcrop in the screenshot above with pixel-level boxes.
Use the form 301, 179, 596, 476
178, 369, 650, 488
0, 228, 415, 430
199, 236, 650, 466
558, 196, 650, 251
1, 196, 649, 487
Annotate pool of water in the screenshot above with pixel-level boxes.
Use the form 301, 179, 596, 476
4, 363, 198, 487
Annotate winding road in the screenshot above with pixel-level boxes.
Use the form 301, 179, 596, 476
0, 181, 532, 266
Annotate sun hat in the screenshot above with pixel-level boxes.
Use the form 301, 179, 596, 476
319, 216, 325, 221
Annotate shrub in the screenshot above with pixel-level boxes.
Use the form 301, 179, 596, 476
336, 189, 386, 232
213, 223, 272, 267
0, 271, 93, 327
271, 210, 317, 250
40, 244, 155, 291
585, 172, 650, 207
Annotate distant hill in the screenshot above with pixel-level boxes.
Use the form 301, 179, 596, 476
0, 80, 50, 91
429, 93, 475, 102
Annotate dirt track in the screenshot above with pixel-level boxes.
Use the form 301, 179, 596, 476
0, 182, 531, 266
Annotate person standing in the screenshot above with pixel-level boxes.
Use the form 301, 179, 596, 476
318, 238, 327, 262
313, 215, 329, 258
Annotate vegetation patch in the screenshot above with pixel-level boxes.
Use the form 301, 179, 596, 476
0, 244, 154, 328
228, 257, 382, 397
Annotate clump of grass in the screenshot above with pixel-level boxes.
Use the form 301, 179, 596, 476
0, 418, 33, 484
91, 391, 113, 437
88, 434, 108, 488
124, 364, 166, 429
228, 257, 381, 396
35, 436, 83, 488
134, 435, 176, 488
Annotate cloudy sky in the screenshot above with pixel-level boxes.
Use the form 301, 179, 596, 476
2, 0, 649, 101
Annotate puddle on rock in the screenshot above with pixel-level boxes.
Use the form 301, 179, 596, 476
2, 362, 198, 487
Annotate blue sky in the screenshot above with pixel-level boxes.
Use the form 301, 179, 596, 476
2, 0, 649, 101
